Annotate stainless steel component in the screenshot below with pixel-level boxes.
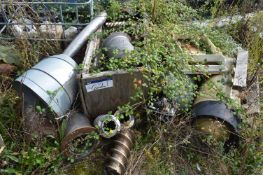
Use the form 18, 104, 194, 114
15, 54, 77, 116
14, 12, 108, 116
61, 112, 98, 159
114, 111, 135, 130
105, 130, 134, 175
93, 114, 121, 138
102, 32, 134, 59
63, 11, 107, 57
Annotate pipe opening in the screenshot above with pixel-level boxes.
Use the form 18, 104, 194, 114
68, 132, 98, 155
193, 117, 231, 142
115, 111, 135, 130
94, 114, 121, 138
119, 114, 130, 124
103, 120, 117, 132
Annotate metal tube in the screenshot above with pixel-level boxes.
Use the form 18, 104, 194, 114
93, 114, 121, 138
114, 110, 135, 130
61, 112, 98, 159
192, 75, 239, 145
63, 11, 107, 57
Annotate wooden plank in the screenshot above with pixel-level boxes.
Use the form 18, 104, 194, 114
245, 76, 260, 115
79, 29, 102, 114
233, 50, 248, 88
81, 28, 101, 73
191, 54, 226, 64
77, 74, 88, 115
184, 65, 228, 75
81, 69, 146, 120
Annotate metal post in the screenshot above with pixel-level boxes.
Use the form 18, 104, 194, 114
63, 11, 107, 57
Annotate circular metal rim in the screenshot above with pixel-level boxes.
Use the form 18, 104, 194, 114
61, 126, 97, 158
191, 100, 240, 145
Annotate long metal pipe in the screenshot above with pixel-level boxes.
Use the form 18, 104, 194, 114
63, 11, 107, 57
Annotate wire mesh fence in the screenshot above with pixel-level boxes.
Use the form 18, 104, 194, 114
0, 0, 94, 41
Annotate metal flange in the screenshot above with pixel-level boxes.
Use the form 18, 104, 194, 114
61, 112, 98, 159
192, 100, 239, 144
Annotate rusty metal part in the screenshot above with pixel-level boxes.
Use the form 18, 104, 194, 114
105, 130, 134, 175
93, 114, 121, 138
105, 21, 127, 27
114, 111, 135, 130
61, 112, 98, 159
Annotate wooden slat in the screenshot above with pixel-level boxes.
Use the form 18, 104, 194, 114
233, 50, 248, 88
81, 28, 101, 73
79, 29, 102, 114
184, 65, 228, 75
245, 76, 260, 114
191, 54, 226, 64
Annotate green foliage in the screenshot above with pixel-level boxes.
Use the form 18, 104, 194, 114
1, 137, 63, 174
68, 131, 99, 156
0, 89, 20, 139
0, 0, 262, 175
106, 0, 122, 21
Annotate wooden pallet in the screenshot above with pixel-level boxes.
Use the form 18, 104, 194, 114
233, 49, 249, 88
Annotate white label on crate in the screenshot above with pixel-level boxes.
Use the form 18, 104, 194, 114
85, 78, 113, 93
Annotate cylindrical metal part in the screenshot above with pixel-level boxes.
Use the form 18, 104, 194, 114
194, 75, 232, 105
102, 32, 134, 59
14, 54, 77, 116
61, 112, 98, 159
105, 130, 134, 175
114, 111, 135, 130
93, 114, 121, 138
192, 75, 239, 143
192, 101, 238, 141
63, 11, 107, 57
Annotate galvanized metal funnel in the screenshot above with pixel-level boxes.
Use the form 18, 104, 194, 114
14, 12, 107, 116
15, 54, 77, 116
